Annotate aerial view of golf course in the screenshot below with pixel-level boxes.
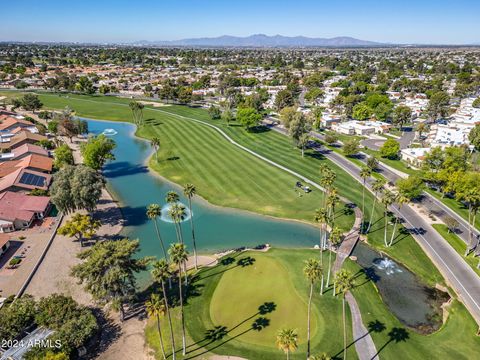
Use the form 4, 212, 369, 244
1, 89, 479, 360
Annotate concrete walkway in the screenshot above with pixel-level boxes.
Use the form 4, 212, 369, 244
144, 107, 380, 360
333, 206, 363, 273
346, 291, 380, 360
36, 96, 380, 359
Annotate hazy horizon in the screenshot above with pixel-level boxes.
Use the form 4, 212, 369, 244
1, 0, 479, 45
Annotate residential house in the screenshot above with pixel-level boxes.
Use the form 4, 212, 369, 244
0, 116, 36, 133
0, 131, 47, 151
0, 168, 52, 193
11, 143, 50, 160
0, 191, 51, 232
401, 147, 430, 167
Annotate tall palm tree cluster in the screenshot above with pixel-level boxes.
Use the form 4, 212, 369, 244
362, 170, 410, 247
145, 184, 199, 359
315, 165, 341, 295
276, 257, 354, 360
129, 100, 145, 126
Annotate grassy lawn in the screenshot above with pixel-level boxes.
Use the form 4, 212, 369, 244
3, 91, 442, 285
11, 91, 354, 229
144, 248, 480, 359
146, 249, 355, 359
346, 257, 480, 360
428, 190, 480, 231
432, 224, 480, 276
154, 104, 444, 286
210, 255, 317, 347
361, 148, 416, 176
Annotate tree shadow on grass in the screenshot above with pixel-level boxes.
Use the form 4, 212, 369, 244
305, 149, 327, 161
144, 118, 163, 126
361, 216, 385, 235
373, 327, 410, 357
390, 227, 411, 246
197, 256, 256, 281
183, 315, 272, 359
249, 125, 271, 134
183, 301, 276, 356
332, 320, 388, 359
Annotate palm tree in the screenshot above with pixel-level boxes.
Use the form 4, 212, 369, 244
416, 122, 428, 146
304, 259, 322, 358
366, 178, 386, 233
146, 204, 167, 259
276, 328, 298, 360
169, 203, 188, 283
145, 293, 167, 360
129, 101, 145, 126
359, 167, 371, 223
326, 188, 339, 228
151, 260, 176, 360
314, 208, 328, 294
335, 269, 355, 360
169, 203, 187, 245
326, 227, 342, 286
319, 166, 336, 208
183, 183, 198, 270
314, 207, 328, 251
165, 191, 180, 204
389, 194, 408, 247
168, 243, 189, 356
381, 191, 395, 247
151, 137, 161, 162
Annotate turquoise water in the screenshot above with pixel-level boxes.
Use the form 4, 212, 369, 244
86, 119, 320, 260
86, 119, 441, 327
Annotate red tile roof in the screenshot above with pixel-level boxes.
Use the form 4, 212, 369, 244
0, 168, 51, 192
0, 131, 47, 150
12, 143, 49, 159
0, 191, 50, 223
0, 191, 50, 212
20, 154, 53, 172
0, 116, 34, 131
0, 154, 52, 177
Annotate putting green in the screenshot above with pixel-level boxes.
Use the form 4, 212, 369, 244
210, 254, 317, 348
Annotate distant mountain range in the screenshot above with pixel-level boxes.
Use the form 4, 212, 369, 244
132, 34, 385, 47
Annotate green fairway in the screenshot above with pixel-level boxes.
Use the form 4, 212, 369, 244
210, 254, 316, 347
144, 248, 480, 359
0, 91, 445, 285
6, 91, 356, 230
146, 248, 356, 360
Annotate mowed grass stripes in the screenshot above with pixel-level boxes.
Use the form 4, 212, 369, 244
8, 92, 441, 283
26, 92, 355, 228
142, 113, 332, 223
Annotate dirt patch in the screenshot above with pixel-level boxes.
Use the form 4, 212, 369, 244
138, 101, 171, 108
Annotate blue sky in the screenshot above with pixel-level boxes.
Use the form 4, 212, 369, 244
1, 0, 479, 44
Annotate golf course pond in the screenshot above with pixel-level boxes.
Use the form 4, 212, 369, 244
86, 118, 446, 332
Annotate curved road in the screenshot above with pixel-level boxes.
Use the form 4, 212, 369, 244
279, 126, 480, 326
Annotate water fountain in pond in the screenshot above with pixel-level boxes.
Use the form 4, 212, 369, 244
159, 202, 192, 223
102, 128, 118, 136
352, 243, 448, 332
373, 257, 403, 276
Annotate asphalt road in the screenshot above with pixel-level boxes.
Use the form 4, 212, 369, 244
361, 128, 415, 151
268, 123, 480, 325
310, 129, 480, 247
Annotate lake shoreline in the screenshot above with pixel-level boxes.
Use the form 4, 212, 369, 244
86, 116, 326, 251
